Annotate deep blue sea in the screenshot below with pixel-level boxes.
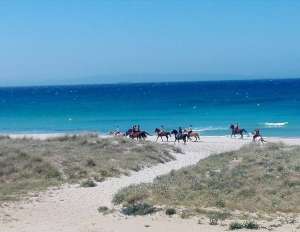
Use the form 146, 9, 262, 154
0, 79, 299, 137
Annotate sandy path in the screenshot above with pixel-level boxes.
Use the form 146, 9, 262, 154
0, 136, 299, 232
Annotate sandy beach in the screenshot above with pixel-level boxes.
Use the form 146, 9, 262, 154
1, 135, 300, 232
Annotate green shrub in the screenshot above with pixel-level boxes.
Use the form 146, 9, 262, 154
165, 208, 176, 216
243, 221, 259, 229
229, 221, 259, 230
80, 179, 97, 187
98, 206, 109, 213
121, 203, 158, 216
229, 222, 244, 230
208, 213, 219, 225
216, 199, 226, 208
86, 158, 96, 167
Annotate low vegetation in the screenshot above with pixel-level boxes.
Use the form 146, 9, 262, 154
121, 203, 159, 216
80, 179, 97, 188
165, 208, 176, 216
0, 134, 178, 201
114, 143, 300, 216
97, 206, 115, 215
229, 221, 259, 230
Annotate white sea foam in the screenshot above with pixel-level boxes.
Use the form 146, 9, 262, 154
264, 122, 288, 128
194, 126, 228, 132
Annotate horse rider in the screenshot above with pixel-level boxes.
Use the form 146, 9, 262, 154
235, 123, 240, 132
137, 125, 141, 132
132, 125, 138, 133
187, 125, 193, 136
178, 126, 183, 135
160, 125, 165, 133
183, 129, 189, 136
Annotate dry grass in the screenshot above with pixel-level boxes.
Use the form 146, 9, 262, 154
0, 135, 177, 202
113, 143, 300, 215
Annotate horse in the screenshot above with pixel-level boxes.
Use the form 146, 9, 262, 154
154, 128, 171, 142
230, 124, 248, 139
126, 129, 150, 140
187, 131, 200, 142
171, 129, 188, 144
253, 134, 266, 143
252, 129, 266, 143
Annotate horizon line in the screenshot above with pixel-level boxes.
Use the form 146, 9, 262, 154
0, 77, 299, 89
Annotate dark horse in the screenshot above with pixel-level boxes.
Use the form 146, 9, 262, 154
171, 129, 188, 144
230, 124, 248, 139
126, 129, 150, 140
154, 128, 171, 142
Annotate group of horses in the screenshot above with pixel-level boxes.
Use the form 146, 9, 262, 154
111, 124, 264, 144
119, 127, 200, 144
154, 128, 200, 143
230, 124, 266, 143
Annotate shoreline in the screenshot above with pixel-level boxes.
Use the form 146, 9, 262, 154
3, 132, 300, 143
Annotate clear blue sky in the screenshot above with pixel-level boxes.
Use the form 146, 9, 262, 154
1, 0, 300, 86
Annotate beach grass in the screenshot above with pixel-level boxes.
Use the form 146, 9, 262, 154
0, 135, 178, 202
113, 143, 300, 215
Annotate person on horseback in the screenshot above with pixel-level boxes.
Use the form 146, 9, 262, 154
160, 125, 165, 132
183, 129, 189, 136
137, 125, 141, 132
187, 125, 193, 136
235, 123, 239, 133
178, 126, 183, 135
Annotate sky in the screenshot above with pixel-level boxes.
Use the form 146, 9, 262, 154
0, 0, 300, 86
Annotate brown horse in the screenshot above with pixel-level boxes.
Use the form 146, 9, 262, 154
154, 128, 171, 142
230, 124, 248, 139
187, 131, 200, 141
126, 129, 150, 140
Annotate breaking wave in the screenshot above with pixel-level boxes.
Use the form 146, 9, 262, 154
263, 122, 288, 128
193, 126, 228, 132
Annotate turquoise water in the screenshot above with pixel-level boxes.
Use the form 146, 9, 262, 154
0, 79, 299, 137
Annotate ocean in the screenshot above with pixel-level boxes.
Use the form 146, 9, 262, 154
0, 79, 299, 137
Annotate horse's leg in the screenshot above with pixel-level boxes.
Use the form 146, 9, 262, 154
160, 136, 163, 142
166, 135, 168, 142
156, 136, 159, 142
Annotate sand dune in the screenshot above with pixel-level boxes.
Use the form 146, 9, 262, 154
1, 135, 299, 232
